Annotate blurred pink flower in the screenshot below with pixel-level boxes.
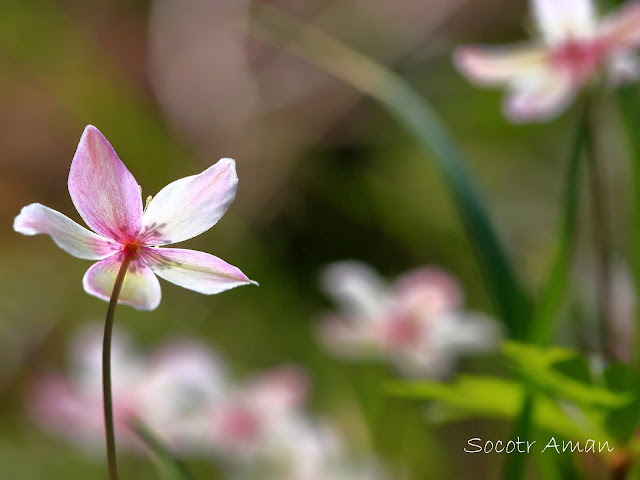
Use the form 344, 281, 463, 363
29, 325, 386, 478
13, 125, 255, 310
28, 325, 146, 450
454, 0, 640, 122
208, 366, 309, 460
317, 262, 499, 377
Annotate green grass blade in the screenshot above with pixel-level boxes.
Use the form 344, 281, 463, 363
530, 112, 586, 344
132, 422, 199, 480
251, 5, 530, 338
616, 85, 640, 368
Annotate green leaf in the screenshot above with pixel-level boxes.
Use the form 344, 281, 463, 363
250, 4, 531, 339
386, 375, 612, 444
602, 363, 640, 443
504, 342, 633, 409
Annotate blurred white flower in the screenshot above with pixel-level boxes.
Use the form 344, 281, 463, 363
28, 324, 388, 479
317, 261, 500, 377
454, 0, 640, 122
28, 324, 146, 450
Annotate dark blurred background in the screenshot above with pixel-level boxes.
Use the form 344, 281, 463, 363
0, 1, 632, 479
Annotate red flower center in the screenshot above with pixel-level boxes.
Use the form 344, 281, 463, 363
551, 39, 605, 82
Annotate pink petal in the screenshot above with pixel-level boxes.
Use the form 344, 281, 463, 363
504, 70, 575, 122
532, 0, 597, 44
453, 44, 547, 86
14, 203, 120, 260
606, 50, 640, 85
391, 267, 463, 315
320, 261, 389, 318
247, 366, 309, 416
68, 125, 143, 243
600, 2, 640, 49
141, 247, 256, 295
139, 158, 238, 245
83, 251, 161, 310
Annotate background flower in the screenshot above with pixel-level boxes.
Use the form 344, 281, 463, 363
317, 261, 500, 377
454, 0, 640, 121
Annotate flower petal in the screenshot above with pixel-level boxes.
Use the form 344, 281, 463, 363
504, 69, 575, 122
68, 125, 143, 243
391, 267, 463, 316
140, 158, 238, 245
14, 203, 120, 260
141, 247, 255, 294
82, 251, 161, 310
600, 2, 640, 49
606, 50, 640, 85
246, 366, 308, 416
532, 0, 597, 44
453, 44, 547, 85
320, 261, 389, 318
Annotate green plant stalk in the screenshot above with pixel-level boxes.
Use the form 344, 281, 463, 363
502, 391, 535, 480
132, 422, 199, 480
250, 4, 530, 339
583, 105, 616, 362
530, 110, 585, 344
103, 253, 134, 480
615, 85, 640, 368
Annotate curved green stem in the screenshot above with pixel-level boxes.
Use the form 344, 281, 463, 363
132, 422, 199, 480
103, 253, 134, 480
583, 105, 616, 362
250, 4, 530, 339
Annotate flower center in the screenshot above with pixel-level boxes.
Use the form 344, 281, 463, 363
551, 39, 605, 82
123, 242, 140, 259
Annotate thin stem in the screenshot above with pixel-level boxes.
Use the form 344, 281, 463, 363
103, 253, 134, 480
583, 106, 616, 362
131, 422, 199, 480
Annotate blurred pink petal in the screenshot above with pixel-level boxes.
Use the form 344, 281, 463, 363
320, 261, 389, 317
140, 158, 238, 245
83, 251, 161, 310
455, 0, 640, 122
68, 125, 143, 243
392, 267, 463, 315
601, 2, 640, 48
13, 203, 119, 260
246, 366, 309, 416
504, 70, 574, 122
317, 262, 499, 377
141, 247, 255, 295
453, 44, 547, 85
532, 0, 597, 44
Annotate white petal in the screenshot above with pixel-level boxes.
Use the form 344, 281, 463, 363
532, 0, 598, 44
453, 43, 547, 85
141, 247, 255, 295
14, 203, 120, 260
140, 158, 238, 245
82, 252, 162, 310
606, 51, 640, 85
504, 69, 576, 122
600, 2, 640, 49
319, 261, 389, 318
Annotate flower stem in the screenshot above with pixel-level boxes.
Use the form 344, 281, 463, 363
103, 253, 134, 480
583, 104, 616, 362
131, 421, 199, 480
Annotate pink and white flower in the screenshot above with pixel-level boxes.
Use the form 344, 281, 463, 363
14, 125, 255, 310
454, 0, 640, 122
317, 262, 499, 377
28, 325, 147, 450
